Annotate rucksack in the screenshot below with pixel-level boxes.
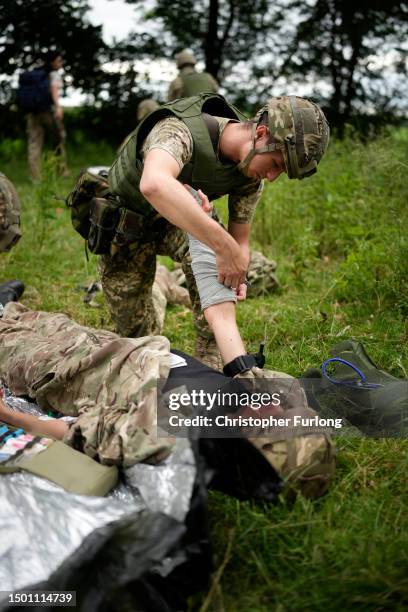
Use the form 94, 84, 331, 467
302, 341, 408, 437
17, 68, 51, 113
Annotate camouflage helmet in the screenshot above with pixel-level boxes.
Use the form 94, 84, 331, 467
239, 95, 330, 180
136, 98, 159, 121
176, 49, 197, 69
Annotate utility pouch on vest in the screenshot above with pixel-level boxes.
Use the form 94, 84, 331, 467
88, 197, 120, 255
113, 207, 147, 246
66, 168, 110, 240
0, 436, 118, 497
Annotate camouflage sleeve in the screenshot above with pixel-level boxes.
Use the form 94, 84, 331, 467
228, 180, 264, 224
167, 76, 183, 101
141, 117, 193, 171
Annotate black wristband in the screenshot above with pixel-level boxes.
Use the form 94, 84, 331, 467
223, 354, 257, 377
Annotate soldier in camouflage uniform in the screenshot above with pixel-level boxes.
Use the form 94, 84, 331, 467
0, 302, 335, 497
97, 94, 328, 371
168, 50, 218, 101
137, 99, 160, 121
0, 302, 174, 467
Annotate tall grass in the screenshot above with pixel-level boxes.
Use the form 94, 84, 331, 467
0, 130, 407, 611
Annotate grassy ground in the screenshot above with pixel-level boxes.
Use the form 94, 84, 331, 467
1, 129, 407, 611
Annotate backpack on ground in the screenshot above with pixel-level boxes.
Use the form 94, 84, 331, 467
17, 68, 52, 114
302, 340, 408, 437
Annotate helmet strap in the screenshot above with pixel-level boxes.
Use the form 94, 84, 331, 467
237, 123, 283, 173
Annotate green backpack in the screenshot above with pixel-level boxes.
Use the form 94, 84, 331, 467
303, 341, 408, 437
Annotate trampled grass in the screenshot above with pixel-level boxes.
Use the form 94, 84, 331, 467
0, 130, 407, 610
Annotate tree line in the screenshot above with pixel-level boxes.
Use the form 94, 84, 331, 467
0, 0, 406, 141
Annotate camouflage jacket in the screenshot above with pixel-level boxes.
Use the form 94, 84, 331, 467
0, 302, 174, 467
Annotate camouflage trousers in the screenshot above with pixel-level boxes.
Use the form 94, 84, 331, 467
0, 302, 174, 467
98, 220, 222, 368
27, 111, 68, 180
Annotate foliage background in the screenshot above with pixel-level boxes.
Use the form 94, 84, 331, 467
0, 0, 407, 142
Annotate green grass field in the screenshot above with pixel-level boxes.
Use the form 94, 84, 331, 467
1, 129, 407, 611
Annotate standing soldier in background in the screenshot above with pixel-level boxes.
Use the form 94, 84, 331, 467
0, 173, 24, 305
19, 50, 69, 180
167, 50, 219, 101
137, 99, 160, 122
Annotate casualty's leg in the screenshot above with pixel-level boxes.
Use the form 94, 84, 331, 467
98, 243, 161, 337
159, 224, 223, 371
203, 301, 246, 364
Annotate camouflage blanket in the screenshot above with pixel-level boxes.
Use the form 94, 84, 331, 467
0, 302, 174, 467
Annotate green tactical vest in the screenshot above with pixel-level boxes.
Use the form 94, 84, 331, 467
179, 71, 218, 97
109, 93, 253, 216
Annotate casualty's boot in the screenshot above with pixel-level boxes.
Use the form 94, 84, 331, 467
0, 279, 25, 305
194, 335, 223, 372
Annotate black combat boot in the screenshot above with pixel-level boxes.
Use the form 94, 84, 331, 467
0, 279, 25, 305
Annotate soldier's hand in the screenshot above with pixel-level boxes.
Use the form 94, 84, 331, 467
216, 242, 248, 289
183, 184, 212, 213
236, 282, 247, 301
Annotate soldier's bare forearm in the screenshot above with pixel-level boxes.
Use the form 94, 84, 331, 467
141, 171, 235, 254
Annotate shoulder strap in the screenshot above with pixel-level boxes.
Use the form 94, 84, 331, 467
202, 112, 220, 153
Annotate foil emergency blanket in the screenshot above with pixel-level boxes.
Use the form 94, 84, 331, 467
0, 387, 197, 591
0, 471, 144, 592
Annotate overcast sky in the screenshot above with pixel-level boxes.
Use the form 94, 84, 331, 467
87, 0, 136, 42
63, 0, 406, 109
63, 0, 178, 105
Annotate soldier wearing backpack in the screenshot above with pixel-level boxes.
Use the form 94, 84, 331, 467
168, 50, 219, 101
18, 50, 69, 180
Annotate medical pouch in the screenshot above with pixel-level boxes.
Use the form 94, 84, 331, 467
88, 197, 120, 254
0, 437, 118, 496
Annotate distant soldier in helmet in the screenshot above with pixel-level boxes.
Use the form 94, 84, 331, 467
168, 49, 218, 101
136, 99, 160, 122
98, 93, 329, 369
118, 99, 161, 152
0, 172, 25, 305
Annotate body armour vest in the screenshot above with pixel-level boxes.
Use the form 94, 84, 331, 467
109, 93, 253, 216
179, 71, 218, 97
